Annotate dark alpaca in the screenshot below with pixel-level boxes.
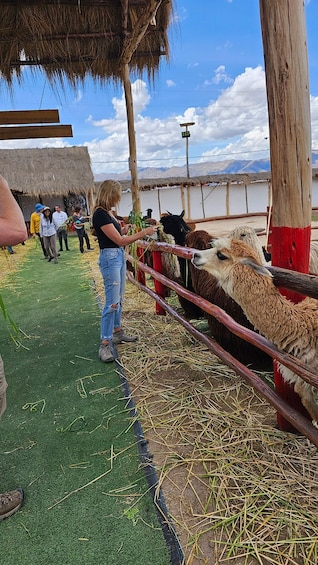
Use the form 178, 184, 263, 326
160, 211, 192, 282
182, 230, 272, 370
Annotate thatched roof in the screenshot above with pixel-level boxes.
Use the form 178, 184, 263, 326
0, 0, 172, 87
0, 146, 94, 195
94, 168, 318, 193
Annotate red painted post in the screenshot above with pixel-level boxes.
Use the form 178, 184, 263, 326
260, 1, 312, 431
136, 246, 145, 286
152, 250, 166, 315
271, 226, 312, 430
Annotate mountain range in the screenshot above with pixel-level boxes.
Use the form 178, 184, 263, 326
94, 152, 318, 181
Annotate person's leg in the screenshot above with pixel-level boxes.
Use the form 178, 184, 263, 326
98, 249, 122, 362
58, 231, 63, 251
50, 234, 58, 262
77, 229, 84, 253
0, 355, 24, 521
112, 250, 138, 344
43, 236, 52, 260
37, 233, 47, 257
84, 230, 92, 250
64, 230, 69, 251
113, 248, 126, 331
0, 355, 7, 419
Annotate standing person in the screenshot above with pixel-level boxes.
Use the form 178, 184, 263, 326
72, 206, 93, 253
30, 203, 47, 258
53, 205, 69, 252
40, 207, 58, 263
92, 180, 157, 363
0, 174, 27, 520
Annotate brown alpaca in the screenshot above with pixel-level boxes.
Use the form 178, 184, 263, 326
180, 230, 272, 370
192, 237, 318, 424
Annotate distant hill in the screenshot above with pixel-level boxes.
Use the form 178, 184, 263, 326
94, 153, 318, 181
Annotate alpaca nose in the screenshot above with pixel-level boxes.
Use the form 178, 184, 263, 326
192, 252, 202, 266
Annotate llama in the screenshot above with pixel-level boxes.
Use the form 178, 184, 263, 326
182, 229, 272, 369
228, 225, 268, 264
159, 210, 192, 284
192, 237, 318, 424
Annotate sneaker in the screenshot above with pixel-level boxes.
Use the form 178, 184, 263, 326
0, 489, 24, 521
99, 343, 115, 363
112, 330, 138, 344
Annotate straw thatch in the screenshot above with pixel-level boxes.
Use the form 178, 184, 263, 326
0, 147, 94, 195
0, 0, 172, 88
94, 167, 318, 193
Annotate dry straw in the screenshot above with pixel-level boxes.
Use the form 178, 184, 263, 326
4, 244, 316, 565
84, 247, 318, 565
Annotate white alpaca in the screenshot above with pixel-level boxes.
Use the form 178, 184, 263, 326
191, 237, 318, 424
229, 225, 267, 265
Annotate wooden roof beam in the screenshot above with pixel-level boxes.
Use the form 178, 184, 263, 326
0, 0, 148, 5
0, 109, 60, 125
121, 0, 129, 38
7, 50, 166, 67
121, 0, 163, 64
0, 125, 73, 140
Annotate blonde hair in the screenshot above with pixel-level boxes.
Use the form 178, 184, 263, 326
94, 180, 122, 212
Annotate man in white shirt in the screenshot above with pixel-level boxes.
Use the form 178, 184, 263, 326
53, 205, 69, 251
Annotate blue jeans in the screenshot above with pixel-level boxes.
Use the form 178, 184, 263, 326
99, 247, 126, 341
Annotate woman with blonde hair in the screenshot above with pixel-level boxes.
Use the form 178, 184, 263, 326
92, 180, 157, 363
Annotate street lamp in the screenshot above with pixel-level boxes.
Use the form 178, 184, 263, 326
180, 121, 195, 178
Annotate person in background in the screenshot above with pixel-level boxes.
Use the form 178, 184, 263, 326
92, 180, 157, 363
53, 204, 69, 252
40, 207, 58, 263
72, 206, 93, 254
30, 203, 47, 258
0, 174, 28, 521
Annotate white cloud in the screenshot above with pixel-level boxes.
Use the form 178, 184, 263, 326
8, 65, 314, 176
85, 66, 270, 173
166, 79, 176, 88
203, 65, 234, 86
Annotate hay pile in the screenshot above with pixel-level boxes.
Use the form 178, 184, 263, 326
76, 250, 318, 564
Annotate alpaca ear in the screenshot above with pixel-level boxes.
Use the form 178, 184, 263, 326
241, 258, 273, 278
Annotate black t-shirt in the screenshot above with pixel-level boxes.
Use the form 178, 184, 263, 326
92, 208, 121, 249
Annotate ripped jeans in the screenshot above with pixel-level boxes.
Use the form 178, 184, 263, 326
98, 247, 126, 341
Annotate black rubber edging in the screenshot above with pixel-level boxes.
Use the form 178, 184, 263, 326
114, 354, 185, 565
93, 285, 184, 564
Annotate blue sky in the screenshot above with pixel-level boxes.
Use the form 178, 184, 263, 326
1, 0, 318, 176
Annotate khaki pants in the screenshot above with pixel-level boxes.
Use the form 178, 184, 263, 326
0, 355, 7, 418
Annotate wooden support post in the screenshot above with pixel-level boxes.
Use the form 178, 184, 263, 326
86, 185, 95, 215
136, 246, 146, 285
260, 0, 312, 430
226, 182, 230, 216
122, 63, 141, 214
152, 250, 166, 315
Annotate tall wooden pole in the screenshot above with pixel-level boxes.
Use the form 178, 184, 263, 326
122, 63, 141, 214
259, 0, 312, 430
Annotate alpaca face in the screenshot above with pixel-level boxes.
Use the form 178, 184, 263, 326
191, 238, 270, 294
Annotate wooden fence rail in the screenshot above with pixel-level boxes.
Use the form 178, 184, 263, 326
125, 240, 318, 447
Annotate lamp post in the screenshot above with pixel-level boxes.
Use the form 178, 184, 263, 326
180, 121, 195, 178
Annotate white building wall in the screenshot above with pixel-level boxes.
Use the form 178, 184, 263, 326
117, 178, 318, 220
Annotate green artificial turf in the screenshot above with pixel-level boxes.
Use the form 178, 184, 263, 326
0, 242, 171, 565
